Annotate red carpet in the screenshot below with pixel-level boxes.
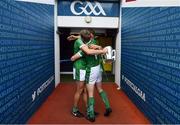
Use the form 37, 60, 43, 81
28, 83, 150, 124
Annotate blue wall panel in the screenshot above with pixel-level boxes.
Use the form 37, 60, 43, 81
0, 0, 54, 123
121, 7, 180, 124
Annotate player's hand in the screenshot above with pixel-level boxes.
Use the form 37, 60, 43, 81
89, 45, 102, 50
67, 35, 75, 41
98, 46, 103, 50
102, 47, 108, 54
89, 44, 94, 49
67, 35, 79, 41
71, 56, 75, 61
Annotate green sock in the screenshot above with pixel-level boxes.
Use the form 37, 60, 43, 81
100, 91, 110, 109
72, 106, 78, 112
87, 97, 95, 118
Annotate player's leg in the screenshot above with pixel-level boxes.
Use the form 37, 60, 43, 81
82, 86, 88, 108
72, 68, 86, 117
86, 84, 95, 122
96, 69, 112, 116
85, 66, 97, 122
72, 81, 85, 117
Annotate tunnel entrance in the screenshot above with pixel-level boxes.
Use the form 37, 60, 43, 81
58, 28, 118, 83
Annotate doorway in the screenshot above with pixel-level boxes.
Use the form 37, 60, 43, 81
58, 28, 118, 83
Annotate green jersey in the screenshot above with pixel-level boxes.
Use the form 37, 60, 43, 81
85, 39, 100, 68
76, 39, 102, 68
73, 38, 86, 69
85, 39, 101, 68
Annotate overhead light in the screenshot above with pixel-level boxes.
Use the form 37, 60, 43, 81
85, 16, 92, 23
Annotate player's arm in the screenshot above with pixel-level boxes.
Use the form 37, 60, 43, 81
67, 35, 80, 41
89, 44, 102, 50
71, 53, 81, 61
88, 39, 102, 50
71, 51, 84, 61
80, 44, 107, 55
71, 44, 103, 61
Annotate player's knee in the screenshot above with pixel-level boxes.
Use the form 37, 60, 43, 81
83, 87, 87, 92
77, 87, 84, 94
97, 88, 103, 93
96, 85, 103, 93
82, 88, 87, 94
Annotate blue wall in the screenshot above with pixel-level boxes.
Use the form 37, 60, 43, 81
121, 7, 180, 124
0, 0, 54, 123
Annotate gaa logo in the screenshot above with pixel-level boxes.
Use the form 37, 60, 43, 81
70, 1, 106, 16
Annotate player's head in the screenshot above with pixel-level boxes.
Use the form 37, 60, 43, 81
80, 29, 91, 43
88, 29, 95, 38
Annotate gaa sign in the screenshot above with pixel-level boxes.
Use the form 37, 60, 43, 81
70, 1, 106, 16
58, 0, 119, 17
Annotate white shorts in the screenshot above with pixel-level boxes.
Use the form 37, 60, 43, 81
86, 64, 102, 85
73, 68, 86, 81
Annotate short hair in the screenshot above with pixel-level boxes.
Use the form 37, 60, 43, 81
80, 29, 91, 43
88, 29, 95, 36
